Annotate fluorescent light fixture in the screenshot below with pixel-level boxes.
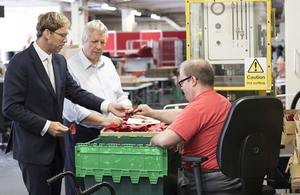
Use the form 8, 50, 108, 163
101, 3, 117, 11
151, 14, 161, 20
61, 0, 75, 2
131, 10, 141, 16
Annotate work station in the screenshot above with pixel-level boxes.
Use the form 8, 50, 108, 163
0, 0, 300, 195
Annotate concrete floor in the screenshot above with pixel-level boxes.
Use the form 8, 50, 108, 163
0, 149, 27, 195
0, 148, 66, 195
0, 144, 65, 195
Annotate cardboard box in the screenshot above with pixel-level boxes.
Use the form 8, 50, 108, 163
293, 138, 300, 162
288, 150, 300, 192
282, 110, 299, 145
295, 111, 300, 136
120, 76, 141, 86
145, 67, 179, 78
59, 45, 80, 60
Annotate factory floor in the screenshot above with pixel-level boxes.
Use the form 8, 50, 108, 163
0, 149, 65, 194
0, 91, 181, 195
0, 149, 50, 195
0, 90, 293, 195
0, 149, 21, 194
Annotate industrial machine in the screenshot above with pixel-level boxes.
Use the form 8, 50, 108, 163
185, 0, 277, 101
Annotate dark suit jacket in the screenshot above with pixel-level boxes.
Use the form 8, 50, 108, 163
2, 42, 104, 165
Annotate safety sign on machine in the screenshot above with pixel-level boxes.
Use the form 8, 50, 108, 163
244, 58, 267, 87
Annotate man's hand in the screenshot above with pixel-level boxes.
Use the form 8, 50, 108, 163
135, 104, 153, 117
47, 121, 69, 137
103, 116, 123, 126
107, 102, 131, 117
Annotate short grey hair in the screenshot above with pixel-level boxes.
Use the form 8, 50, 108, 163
81, 20, 108, 42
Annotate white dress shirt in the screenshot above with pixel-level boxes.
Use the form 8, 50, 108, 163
63, 49, 132, 129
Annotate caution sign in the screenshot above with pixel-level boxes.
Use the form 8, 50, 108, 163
244, 58, 267, 87
248, 59, 264, 73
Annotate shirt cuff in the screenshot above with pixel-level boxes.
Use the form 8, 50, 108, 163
101, 100, 111, 114
41, 120, 51, 136
77, 109, 91, 124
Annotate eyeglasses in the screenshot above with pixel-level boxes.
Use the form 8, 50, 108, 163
178, 76, 192, 87
51, 31, 68, 39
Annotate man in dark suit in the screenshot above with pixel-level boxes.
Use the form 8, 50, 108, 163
2, 12, 128, 195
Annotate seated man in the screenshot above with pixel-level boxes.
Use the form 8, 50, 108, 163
135, 58, 241, 194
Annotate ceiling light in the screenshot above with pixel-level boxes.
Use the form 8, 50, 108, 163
151, 14, 161, 20
59, 0, 75, 2
101, 3, 117, 11
131, 10, 141, 16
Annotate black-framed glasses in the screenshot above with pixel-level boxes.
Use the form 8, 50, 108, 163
178, 76, 192, 87
51, 31, 68, 39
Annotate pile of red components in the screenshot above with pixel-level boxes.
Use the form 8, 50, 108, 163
288, 113, 295, 121
103, 118, 168, 133
137, 46, 153, 57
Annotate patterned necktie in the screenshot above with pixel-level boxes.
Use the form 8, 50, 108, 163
47, 56, 56, 93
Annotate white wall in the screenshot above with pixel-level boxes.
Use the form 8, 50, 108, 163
0, 1, 186, 64
285, 0, 300, 109
0, 2, 60, 63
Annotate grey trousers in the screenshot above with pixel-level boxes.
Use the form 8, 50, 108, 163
177, 169, 242, 195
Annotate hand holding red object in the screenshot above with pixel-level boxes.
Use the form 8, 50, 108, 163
69, 123, 76, 134
125, 109, 139, 116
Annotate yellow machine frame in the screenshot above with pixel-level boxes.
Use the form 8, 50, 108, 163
185, 0, 276, 95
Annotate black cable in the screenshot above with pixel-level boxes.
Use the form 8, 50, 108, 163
276, 165, 290, 184
291, 91, 300, 109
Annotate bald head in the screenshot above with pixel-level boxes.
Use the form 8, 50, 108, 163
276, 56, 285, 75
180, 58, 215, 87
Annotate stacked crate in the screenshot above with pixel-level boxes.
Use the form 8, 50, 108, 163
75, 135, 178, 195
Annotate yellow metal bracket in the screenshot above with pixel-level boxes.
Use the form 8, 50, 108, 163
271, 8, 277, 38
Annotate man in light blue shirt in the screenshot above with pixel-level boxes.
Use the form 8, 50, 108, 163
63, 20, 132, 195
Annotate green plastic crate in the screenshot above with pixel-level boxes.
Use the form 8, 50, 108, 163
75, 135, 168, 185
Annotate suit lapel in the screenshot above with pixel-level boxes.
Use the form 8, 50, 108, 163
29, 46, 57, 101
52, 56, 61, 100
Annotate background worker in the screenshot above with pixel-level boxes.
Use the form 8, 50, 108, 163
2, 12, 128, 195
135, 58, 241, 194
63, 19, 132, 195
275, 55, 286, 108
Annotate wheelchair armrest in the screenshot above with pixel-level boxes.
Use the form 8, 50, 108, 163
181, 156, 208, 195
181, 156, 208, 164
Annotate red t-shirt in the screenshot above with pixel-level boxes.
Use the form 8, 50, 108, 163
169, 89, 231, 170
